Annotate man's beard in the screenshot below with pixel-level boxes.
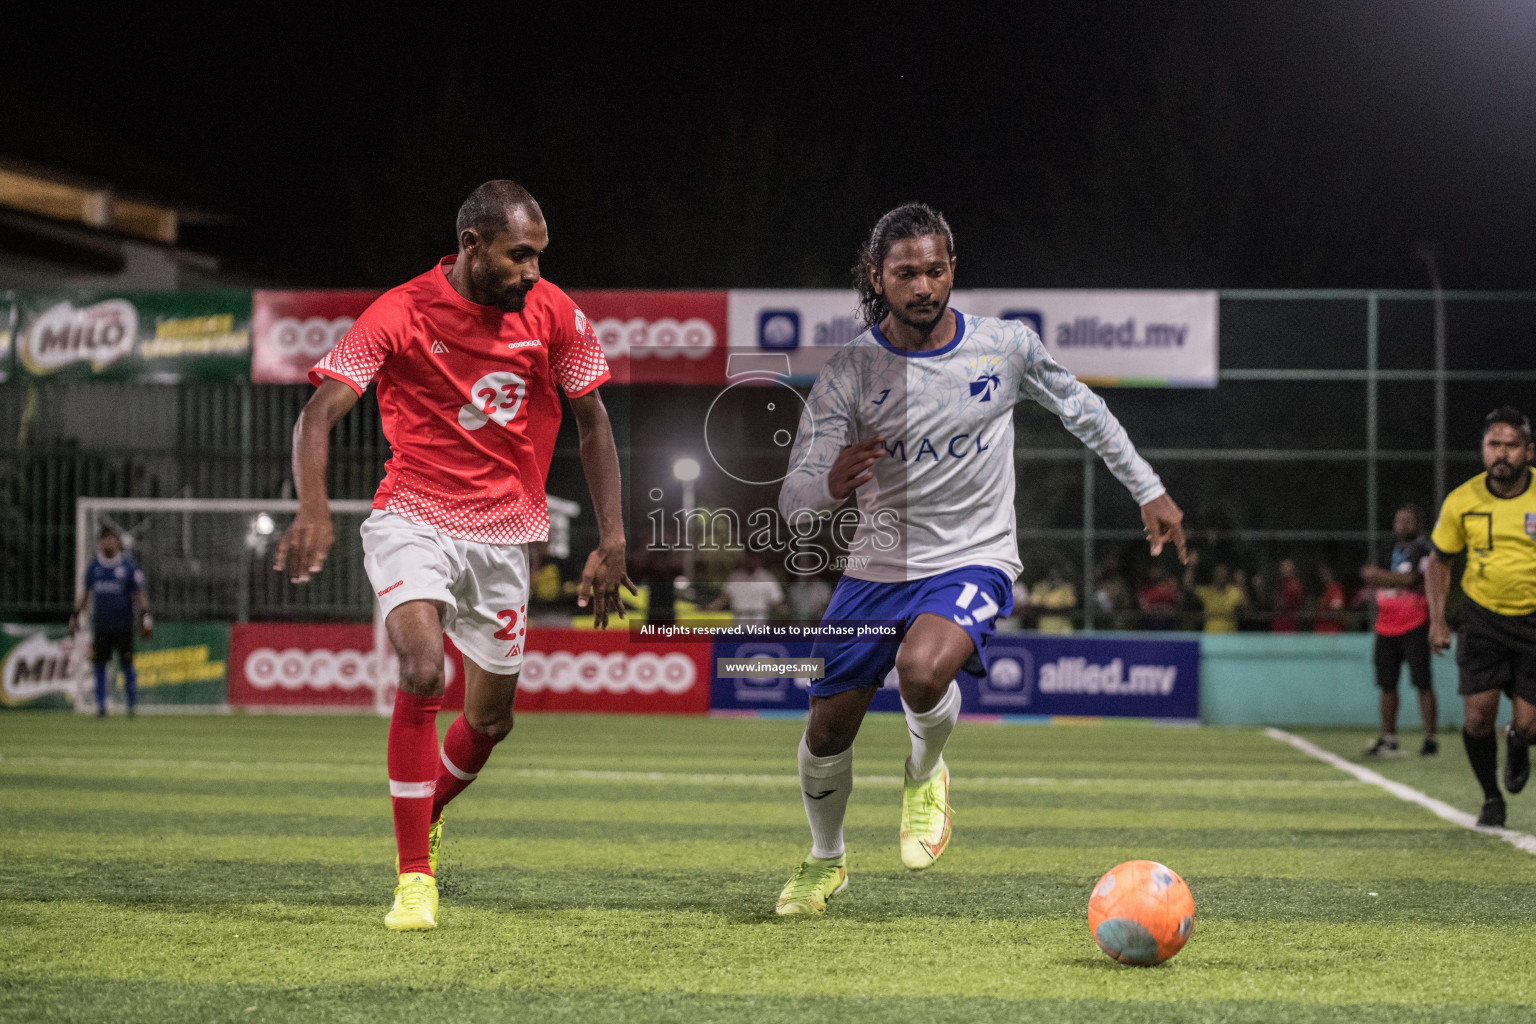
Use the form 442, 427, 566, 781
889, 297, 949, 333
472, 264, 531, 312
1487, 458, 1525, 480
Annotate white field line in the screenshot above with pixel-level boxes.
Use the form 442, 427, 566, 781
1265, 727, 1536, 856
0, 754, 1360, 790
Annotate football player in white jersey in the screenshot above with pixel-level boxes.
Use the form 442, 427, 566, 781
773, 202, 1187, 914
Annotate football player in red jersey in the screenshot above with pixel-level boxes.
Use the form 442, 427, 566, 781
275, 180, 634, 930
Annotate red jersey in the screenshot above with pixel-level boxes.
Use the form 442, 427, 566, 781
1375, 537, 1431, 636
310, 257, 609, 544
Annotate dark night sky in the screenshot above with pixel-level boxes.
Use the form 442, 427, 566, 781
6, 1, 1536, 290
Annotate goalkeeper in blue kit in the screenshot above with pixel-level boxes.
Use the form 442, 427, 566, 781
70, 526, 152, 716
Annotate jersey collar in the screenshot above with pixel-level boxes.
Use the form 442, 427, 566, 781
1483, 468, 1533, 501
871, 309, 965, 358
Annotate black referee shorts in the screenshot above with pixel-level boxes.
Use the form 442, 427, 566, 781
1374, 623, 1432, 691
90, 627, 135, 666
1456, 599, 1536, 702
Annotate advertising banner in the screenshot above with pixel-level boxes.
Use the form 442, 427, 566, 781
0, 622, 230, 710
569, 291, 728, 386
707, 632, 1199, 720
253, 288, 731, 388
226, 624, 710, 714
518, 627, 711, 714
726, 289, 1219, 387
962, 634, 1199, 719
227, 622, 465, 709
726, 289, 864, 383
13, 290, 252, 382
959, 290, 1218, 387
251, 289, 381, 384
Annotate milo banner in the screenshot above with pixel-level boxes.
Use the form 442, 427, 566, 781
0, 622, 230, 710
14, 290, 252, 382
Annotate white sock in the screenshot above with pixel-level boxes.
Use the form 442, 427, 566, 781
904, 680, 961, 782
799, 736, 854, 860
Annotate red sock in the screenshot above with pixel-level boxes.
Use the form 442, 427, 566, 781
387, 691, 443, 877
431, 715, 502, 822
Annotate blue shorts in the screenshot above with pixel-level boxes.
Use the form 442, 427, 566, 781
809, 566, 1015, 698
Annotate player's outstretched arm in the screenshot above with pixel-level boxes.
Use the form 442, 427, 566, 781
275, 379, 359, 584
570, 389, 636, 629
1019, 334, 1186, 563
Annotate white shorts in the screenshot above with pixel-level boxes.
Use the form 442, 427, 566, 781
360, 510, 530, 674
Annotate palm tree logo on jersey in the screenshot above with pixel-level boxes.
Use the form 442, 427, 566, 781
968, 357, 1002, 402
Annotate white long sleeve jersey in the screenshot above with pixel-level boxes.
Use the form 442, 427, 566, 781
778, 311, 1165, 583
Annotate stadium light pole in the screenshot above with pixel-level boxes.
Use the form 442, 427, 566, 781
673, 457, 701, 583
1417, 242, 1448, 506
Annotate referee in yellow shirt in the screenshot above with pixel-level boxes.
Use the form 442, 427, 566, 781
1427, 407, 1536, 828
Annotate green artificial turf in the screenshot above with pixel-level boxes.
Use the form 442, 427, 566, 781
2, 713, 1534, 1023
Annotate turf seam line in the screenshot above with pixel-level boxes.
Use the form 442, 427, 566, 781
1264, 727, 1536, 856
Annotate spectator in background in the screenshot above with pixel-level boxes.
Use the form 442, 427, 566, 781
1360, 503, 1437, 757
1029, 565, 1077, 634
1239, 567, 1271, 631
1094, 555, 1136, 630
708, 551, 786, 624
1314, 563, 1347, 633
1137, 563, 1180, 630
1184, 552, 1245, 633
1271, 558, 1305, 632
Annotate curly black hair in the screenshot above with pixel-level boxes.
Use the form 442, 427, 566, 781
851, 202, 955, 327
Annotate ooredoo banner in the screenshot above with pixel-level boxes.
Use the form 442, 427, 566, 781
227, 623, 464, 709
251, 290, 381, 384
518, 627, 710, 714
568, 291, 728, 386
252, 289, 731, 387
227, 623, 710, 714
